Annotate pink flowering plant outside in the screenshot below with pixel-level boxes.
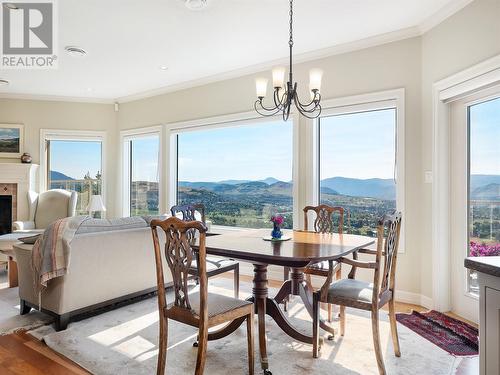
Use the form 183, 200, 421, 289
469, 241, 500, 257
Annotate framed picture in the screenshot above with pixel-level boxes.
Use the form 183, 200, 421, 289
0, 124, 24, 158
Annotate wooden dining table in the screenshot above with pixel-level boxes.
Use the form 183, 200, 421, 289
196, 228, 375, 375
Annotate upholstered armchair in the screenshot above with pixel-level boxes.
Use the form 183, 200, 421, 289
13, 189, 78, 231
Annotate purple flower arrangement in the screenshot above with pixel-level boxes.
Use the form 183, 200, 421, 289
470, 241, 500, 257
270, 215, 284, 239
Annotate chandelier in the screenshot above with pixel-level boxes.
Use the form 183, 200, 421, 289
254, 0, 322, 121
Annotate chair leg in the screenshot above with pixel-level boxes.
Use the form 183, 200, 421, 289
20, 299, 31, 315
327, 304, 333, 323
388, 300, 401, 357
371, 309, 386, 375
195, 324, 209, 375
312, 293, 320, 358
246, 311, 255, 375
157, 315, 168, 375
339, 305, 345, 336
234, 264, 240, 299
283, 266, 289, 311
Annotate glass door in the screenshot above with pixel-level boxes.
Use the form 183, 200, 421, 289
450, 90, 500, 323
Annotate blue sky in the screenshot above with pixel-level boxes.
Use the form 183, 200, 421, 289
470, 97, 500, 175
178, 121, 294, 182
50, 141, 102, 179
320, 108, 396, 180
50, 98, 498, 182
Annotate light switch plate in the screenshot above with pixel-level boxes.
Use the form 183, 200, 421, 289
424, 171, 433, 183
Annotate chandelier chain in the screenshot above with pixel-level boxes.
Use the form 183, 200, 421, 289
289, 0, 293, 48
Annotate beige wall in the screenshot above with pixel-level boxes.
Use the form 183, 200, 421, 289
419, 0, 500, 298
0, 99, 118, 216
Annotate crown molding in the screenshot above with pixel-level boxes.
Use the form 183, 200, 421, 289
418, 0, 474, 33
117, 26, 421, 103
0, 0, 474, 105
0, 92, 114, 105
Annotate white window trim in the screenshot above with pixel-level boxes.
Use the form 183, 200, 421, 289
165, 110, 300, 228
120, 125, 163, 217
304, 88, 406, 251
432, 54, 500, 312
39, 128, 107, 215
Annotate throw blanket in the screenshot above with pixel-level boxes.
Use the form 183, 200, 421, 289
32, 216, 90, 291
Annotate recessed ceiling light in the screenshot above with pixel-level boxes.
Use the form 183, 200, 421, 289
3, 3, 19, 10
184, 0, 208, 10
64, 46, 87, 57
0, 79, 10, 86
159, 66, 168, 71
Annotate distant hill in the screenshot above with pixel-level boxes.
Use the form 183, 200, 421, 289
50, 171, 74, 181
320, 177, 396, 200
471, 183, 500, 201
470, 175, 500, 191
181, 174, 499, 202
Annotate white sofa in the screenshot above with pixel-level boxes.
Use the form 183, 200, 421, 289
14, 218, 171, 330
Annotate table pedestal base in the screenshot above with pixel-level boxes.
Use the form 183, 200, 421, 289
207, 264, 333, 373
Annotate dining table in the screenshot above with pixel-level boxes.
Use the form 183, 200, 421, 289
195, 228, 375, 375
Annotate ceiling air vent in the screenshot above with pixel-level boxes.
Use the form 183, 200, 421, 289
64, 46, 87, 57
184, 0, 208, 10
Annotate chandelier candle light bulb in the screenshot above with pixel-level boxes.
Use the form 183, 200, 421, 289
272, 67, 286, 88
256, 78, 268, 98
309, 68, 323, 93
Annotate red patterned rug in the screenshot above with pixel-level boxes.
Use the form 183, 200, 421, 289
396, 310, 478, 356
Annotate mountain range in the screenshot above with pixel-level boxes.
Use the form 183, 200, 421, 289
51, 170, 499, 201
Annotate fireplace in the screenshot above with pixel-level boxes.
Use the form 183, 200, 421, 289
0, 195, 12, 235
0, 183, 17, 235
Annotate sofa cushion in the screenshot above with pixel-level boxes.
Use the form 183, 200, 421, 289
76, 216, 148, 234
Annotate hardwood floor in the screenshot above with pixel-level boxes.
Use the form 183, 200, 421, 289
0, 274, 478, 374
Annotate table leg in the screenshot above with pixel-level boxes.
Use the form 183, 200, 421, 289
7, 257, 18, 288
253, 264, 270, 372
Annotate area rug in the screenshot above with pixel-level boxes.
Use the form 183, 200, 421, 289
27, 278, 464, 375
0, 285, 54, 335
396, 310, 478, 356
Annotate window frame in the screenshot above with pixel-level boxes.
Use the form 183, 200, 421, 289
40, 129, 107, 216
311, 89, 406, 251
166, 111, 300, 229
120, 125, 163, 217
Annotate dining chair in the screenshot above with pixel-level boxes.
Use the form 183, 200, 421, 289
311, 211, 402, 375
151, 216, 254, 375
283, 204, 343, 322
171, 204, 240, 298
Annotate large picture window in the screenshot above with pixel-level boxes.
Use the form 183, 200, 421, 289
319, 107, 398, 237
47, 139, 103, 215
176, 120, 293, 229
125, 134, 160, 216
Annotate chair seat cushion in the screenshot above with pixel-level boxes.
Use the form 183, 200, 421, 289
327, 279, 374, 304
189, 257, 238, 273
188, 292, 252, 318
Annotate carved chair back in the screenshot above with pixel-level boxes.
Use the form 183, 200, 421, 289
372, 210, 402, 301
170, 203, 206, 223
151, 216, 208, 317
303, 204, 344, 234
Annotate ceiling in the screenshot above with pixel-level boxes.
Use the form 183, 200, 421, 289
0, 0, 471, 103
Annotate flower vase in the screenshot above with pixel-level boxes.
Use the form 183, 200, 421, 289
271, 223, 282, 239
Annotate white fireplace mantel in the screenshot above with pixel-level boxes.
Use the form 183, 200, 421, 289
0, 163, 39, 221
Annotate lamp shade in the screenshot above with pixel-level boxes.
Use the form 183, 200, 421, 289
87, 195, 106, 212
